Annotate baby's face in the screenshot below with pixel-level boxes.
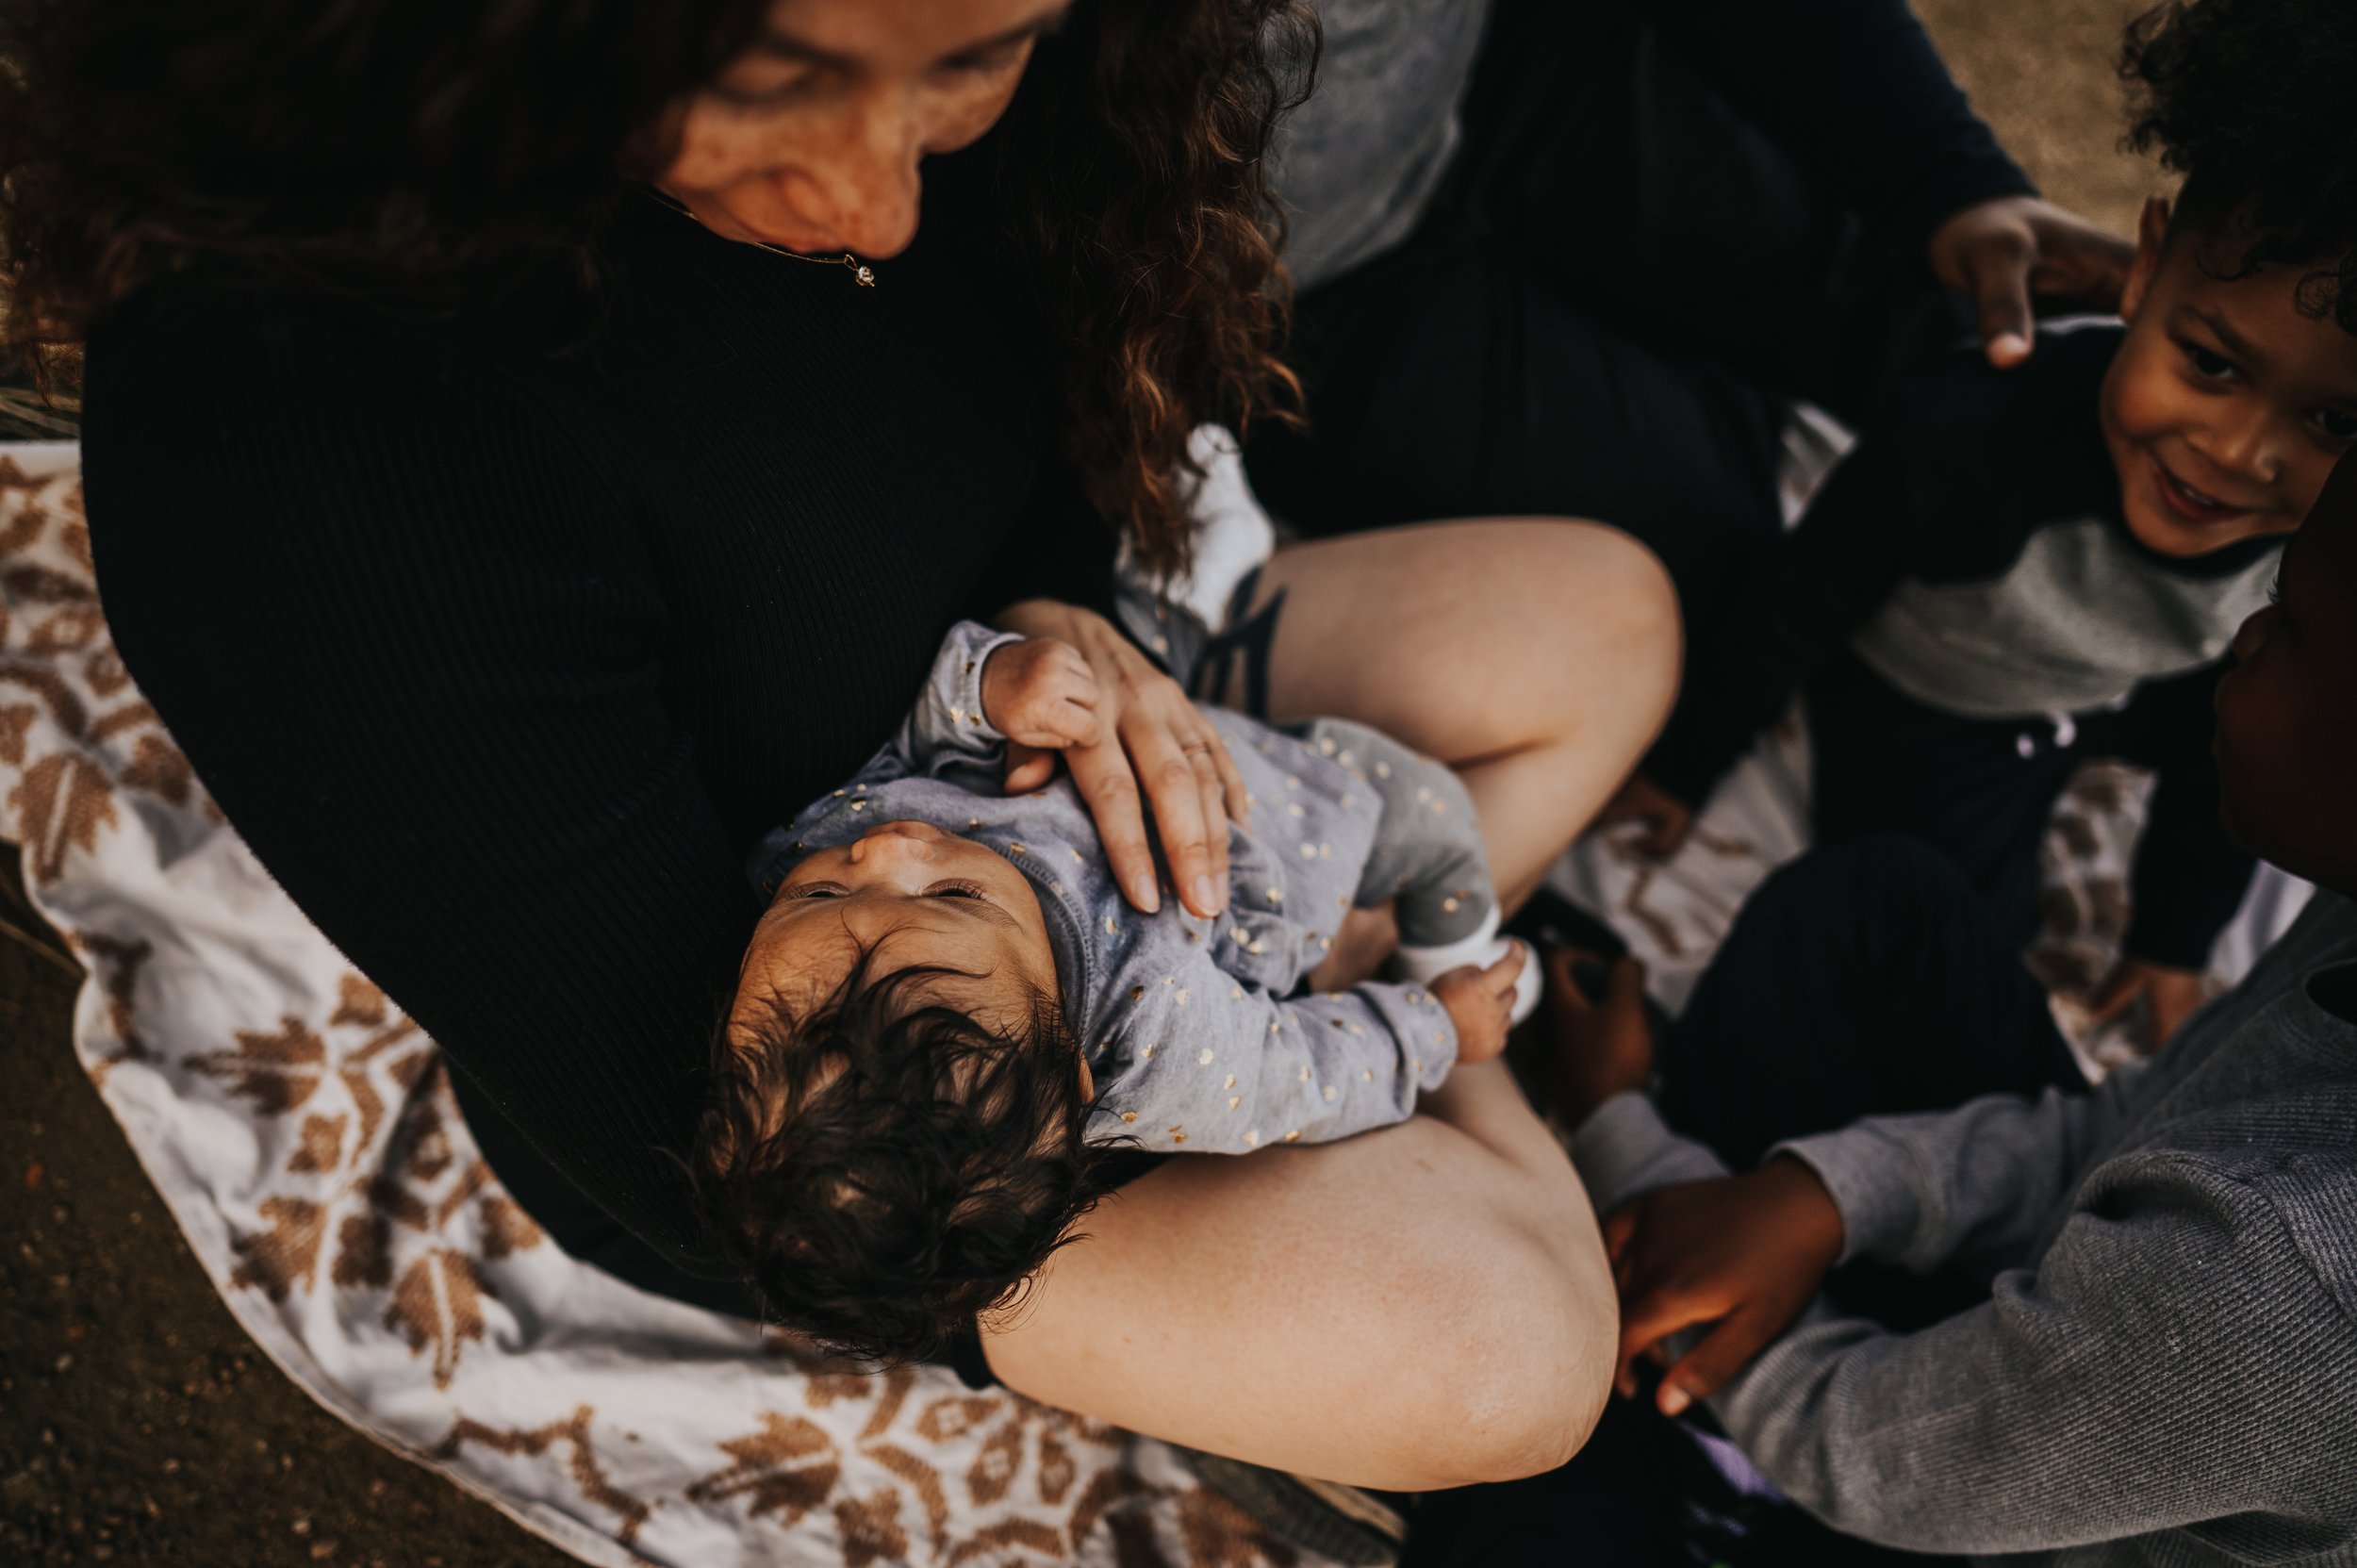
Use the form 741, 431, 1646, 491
736, 819, 1061, 1036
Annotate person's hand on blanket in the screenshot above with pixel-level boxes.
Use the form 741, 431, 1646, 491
1595, 772, 1696, 859
1605, 1161, 1845, 1417
994, 600, 1250, 918
2087, 952, 2212, 1055
1927, 195, 2136, 370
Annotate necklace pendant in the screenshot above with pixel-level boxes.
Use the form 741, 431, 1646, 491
849, 260, 877, 288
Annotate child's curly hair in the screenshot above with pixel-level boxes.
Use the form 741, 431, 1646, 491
2122, 0, 2357, 330
692, 954, 1109, 1366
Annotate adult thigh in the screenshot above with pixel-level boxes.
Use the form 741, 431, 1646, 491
1242, 518, 1679, 902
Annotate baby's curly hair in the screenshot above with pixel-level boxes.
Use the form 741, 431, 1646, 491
692, 954, 1108, 1366
2121, 0, 2357, 331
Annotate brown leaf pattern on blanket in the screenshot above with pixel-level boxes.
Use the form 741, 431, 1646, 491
0, 455, 1298, 1567
436, 1406, 654, 1546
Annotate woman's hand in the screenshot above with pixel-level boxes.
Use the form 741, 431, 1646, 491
1541, 948, 1655, 1126
1926, 196, 2136, 370
2087, 952, 2210, 1055
1605, 1159, 1845, 1416
993, 600, 1249, 917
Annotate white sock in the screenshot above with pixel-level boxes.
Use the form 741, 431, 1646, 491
1391, 909, 1542, 1026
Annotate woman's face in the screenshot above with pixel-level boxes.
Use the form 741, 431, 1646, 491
659, 0, 1066, 259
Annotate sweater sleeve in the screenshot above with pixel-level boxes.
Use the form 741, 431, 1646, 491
1644, 432, 1920, 804
876, 620, 1026, 775
1711, 1162, 2354, 1555
1643, 0, 2036, 246
1772, 1072, 2136, 1279
83, 301, 752, 1269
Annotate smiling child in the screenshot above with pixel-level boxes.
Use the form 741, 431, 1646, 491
1619, 0, 2357, 1047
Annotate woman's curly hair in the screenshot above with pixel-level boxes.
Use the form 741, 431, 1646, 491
0, 0, 1316, 570
2121, 0, 2357, 332
694, 956, 1110, 1365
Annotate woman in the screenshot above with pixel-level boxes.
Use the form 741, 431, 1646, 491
8, 0, 1675, 1486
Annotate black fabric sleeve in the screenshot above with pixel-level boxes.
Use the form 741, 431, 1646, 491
83, 302, 754, 1270
1645, 435, 1920, 805
1644, 0, 2036, 245
2114, 661, 2259, 969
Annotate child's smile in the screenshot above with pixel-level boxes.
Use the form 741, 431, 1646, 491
2101, 197, 2357, 558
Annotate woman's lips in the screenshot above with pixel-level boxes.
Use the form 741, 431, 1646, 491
2150, 453, 2256, 526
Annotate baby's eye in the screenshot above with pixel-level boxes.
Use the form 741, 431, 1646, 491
928, 881, 989, 900
785, 884, 843, 900
2183, 342, 2238, 380
2311, 406, 2357, 444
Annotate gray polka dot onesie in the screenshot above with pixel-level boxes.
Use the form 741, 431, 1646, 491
749, 620, 1497, 1152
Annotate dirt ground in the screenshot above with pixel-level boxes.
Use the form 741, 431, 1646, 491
0, 5, 2164, 1565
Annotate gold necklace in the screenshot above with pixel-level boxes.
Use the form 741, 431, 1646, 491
648, 190, 876, 288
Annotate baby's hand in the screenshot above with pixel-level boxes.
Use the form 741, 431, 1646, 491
1431, 943, 1525, 1065
981, 636, 1103, 751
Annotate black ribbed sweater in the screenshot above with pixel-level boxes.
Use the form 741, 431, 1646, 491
78, 143, 1115, 1276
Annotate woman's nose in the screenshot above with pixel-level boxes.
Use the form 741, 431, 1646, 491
778, 100, 923, 257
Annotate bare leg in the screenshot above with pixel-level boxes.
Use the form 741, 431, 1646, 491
1234, 519, 1680, 909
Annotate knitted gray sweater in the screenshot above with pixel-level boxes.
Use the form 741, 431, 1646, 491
1573, 890, 2357, 1565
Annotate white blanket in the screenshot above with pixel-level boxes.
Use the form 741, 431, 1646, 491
0, 443, 1309, 1568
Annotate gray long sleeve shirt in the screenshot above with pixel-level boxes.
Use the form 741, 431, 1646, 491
750, 621, 1463, 1155
1573, 891, 2357, 1564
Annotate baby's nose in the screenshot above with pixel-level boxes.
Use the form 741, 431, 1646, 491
848, 820, 941, 863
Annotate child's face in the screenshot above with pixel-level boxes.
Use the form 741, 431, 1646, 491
736, 819, 1063, 1040
2101, 197, 2357, 558
2212, 452, 2357, 892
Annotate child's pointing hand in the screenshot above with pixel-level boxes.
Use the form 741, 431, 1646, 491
981, 635, 1103, 751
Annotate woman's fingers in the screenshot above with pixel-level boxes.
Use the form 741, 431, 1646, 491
1067, 743, 1161, 913
1124, 707, 1226, 917
1185, 731, 1232, 895
1210, 727, 1251, 821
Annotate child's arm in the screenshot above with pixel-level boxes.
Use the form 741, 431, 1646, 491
1578, 1094, 2335, 1554
2103, 658, 2258, 1040
1630, 435, 1921, 832
1093, 949, 1522, 1153
878, 619, 1098, 777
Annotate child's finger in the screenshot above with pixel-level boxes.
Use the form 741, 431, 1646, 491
1599, 1205, 1640, 1268
1543, 947, 1594, 1015
1616, 1285, 1724, 1377
1004, 741, 1058, 794
1604, 953, 1647, 1011
1657, 1305, 1777, 1417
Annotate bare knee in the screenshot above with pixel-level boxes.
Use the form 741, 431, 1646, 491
1516, 519, 1683, 751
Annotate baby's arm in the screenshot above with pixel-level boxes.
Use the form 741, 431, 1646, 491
1095, 949, 1519, 1153
882, 620, 1098, 776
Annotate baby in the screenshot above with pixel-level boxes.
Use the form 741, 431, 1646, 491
694, 619, 1536, 1363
